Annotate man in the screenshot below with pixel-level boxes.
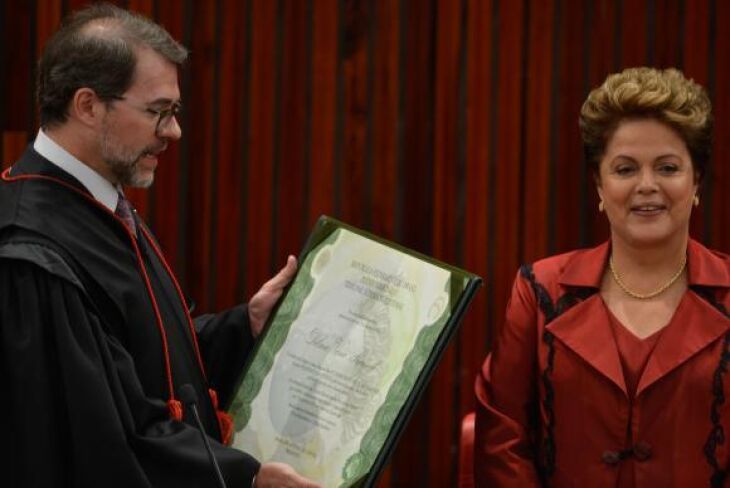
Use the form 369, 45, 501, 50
0, 4, 319, 487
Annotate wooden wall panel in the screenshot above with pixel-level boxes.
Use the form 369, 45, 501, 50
652, 0, 683, 67
683, 0, 710, 84
621, 0, 649, 68
339, 0, 370, 228
523, 0, 554, 264
4, 1, 730, 486
36, 0, 61, 59
0, 1, 6, 155
370, 0, 399, 240
428, 2, 465, 485
2, 132, 27, 169
274, 0, 309, 266
713, 0, 730, 248
491, 0, 526, 372
4, 0, 32, 135
244, 0, 277, 298
461, 0, 493, 424
308, 0, 338, 226
399, 0, 434, 257
185, 0, 217, 310
212, 0, 249, 310
553, 0, 586, 252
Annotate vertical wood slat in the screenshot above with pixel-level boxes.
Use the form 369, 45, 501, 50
460, 0, 493, 420
5, 0, 32, 133
428, 0, 464, 485
308, 0, 338, 226
244, 0, 277, 298
553, 0, 586, 254
369, 0, 399, 240
399, 0, 434, 257
273, 0, 309, 266
0, 2, 5, 144
185, 0, 216, 310
712, 0, 730, 250
490, 0, 525, 343
2, 132, 29, 168
522, 0, 554, 264
36, 0, 61, 59
212, 0, 248, 310
682, 0, 710, 86
339, 0, 370, 229
652, 0, 683, 68
621, 0, 649, 68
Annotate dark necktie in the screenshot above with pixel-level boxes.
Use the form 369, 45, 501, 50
115, 192, 137, 236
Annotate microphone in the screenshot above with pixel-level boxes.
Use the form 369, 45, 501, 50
178, 384, 228, 488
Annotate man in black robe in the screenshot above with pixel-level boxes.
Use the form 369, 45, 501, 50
0, 4, 320, 488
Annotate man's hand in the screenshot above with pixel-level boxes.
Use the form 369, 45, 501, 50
248, 255, 297, 338
254, 462, 322, 488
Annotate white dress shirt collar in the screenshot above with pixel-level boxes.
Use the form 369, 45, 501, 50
33, 129, 120, 211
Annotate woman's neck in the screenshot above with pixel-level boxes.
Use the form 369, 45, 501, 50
610, 233, 688, 269
608, 232, 689, 295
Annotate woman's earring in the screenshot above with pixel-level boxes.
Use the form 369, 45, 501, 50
693, 195, 700, 207
598, 200, 605, 212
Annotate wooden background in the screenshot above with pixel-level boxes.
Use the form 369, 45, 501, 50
3, 0, 730, 485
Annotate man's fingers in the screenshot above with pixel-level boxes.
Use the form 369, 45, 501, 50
248, 256, 298, 337
254, 462, 322, 487
263, 255, 297, 290
291, 472, 322, 488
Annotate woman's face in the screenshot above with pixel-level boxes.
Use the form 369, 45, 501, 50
597, 118, 698, 249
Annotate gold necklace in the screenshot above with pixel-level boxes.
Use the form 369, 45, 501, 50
608, 254, 687, 300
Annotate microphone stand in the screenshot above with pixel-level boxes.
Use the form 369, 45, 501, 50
179, 384, 228, 488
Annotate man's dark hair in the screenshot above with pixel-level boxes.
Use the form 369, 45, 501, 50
38, 3, 188, 128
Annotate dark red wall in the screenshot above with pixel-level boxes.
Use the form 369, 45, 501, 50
3, 1, 729, 485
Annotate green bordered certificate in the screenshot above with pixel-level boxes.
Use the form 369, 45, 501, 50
228, 216, 481, 487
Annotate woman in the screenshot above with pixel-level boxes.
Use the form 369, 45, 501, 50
474, 67, 730, 487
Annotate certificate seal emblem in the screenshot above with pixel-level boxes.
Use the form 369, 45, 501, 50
312, 247, 332, 276
428, 295, 447, 323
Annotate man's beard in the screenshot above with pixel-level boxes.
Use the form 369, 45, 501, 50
104, 153, 152, 188
100, 128, 161, 189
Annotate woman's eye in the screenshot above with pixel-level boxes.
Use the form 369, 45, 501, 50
657, 163, 679, 174
615, 165, 635, 176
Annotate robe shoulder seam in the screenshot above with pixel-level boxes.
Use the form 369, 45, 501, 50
0, 239, 86, 292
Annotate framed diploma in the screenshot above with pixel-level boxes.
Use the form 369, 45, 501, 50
228, 216, 481, 487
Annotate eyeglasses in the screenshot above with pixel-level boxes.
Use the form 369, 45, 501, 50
109, 96, 182, 135
147, 102, 181, 134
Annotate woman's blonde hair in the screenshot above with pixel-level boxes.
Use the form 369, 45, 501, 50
580, 67, 712, 181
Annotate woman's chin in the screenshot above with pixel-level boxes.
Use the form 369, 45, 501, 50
616, 227, 686, 249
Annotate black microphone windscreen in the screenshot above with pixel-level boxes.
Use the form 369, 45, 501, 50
178, 383, 199, 406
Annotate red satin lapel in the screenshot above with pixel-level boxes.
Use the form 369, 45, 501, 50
546, 294, 628, 396
637, 291, 729, 397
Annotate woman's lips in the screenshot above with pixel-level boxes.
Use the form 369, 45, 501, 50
630, 204, 666, 216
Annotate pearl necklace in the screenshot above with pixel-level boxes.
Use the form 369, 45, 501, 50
608, 254, 687, 300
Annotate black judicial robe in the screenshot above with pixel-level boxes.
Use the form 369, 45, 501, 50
0, 147, 259, 487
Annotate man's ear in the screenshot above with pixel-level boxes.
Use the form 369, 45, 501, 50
70, 88, 103, 128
